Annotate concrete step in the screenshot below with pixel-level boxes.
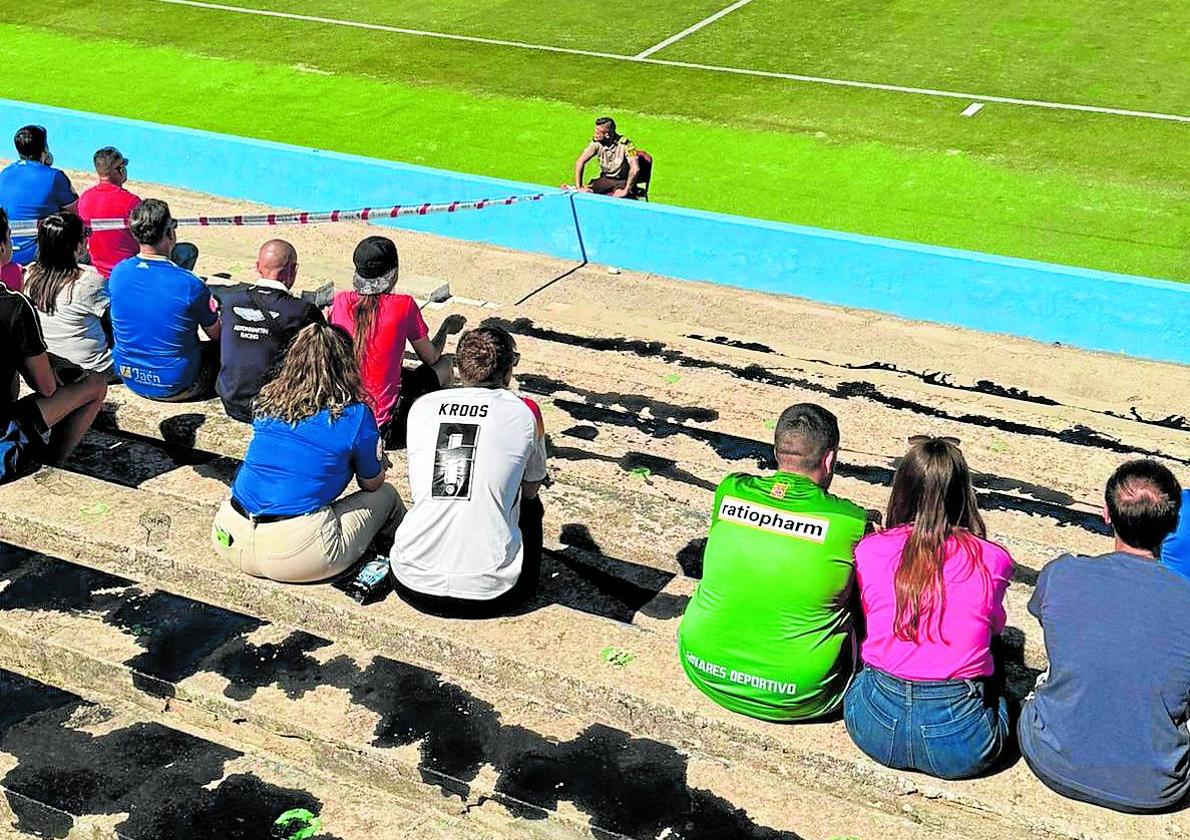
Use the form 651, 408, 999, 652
0, 663, 542, 840
1, 469, 1182, 840
0, 543, 951, 840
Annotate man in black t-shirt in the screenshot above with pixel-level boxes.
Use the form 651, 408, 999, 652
0, 287, 107, 483
214, 240, 324, 422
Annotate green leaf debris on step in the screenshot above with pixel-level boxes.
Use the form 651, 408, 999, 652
272, 808, 322, 840
600, 646, 636, 669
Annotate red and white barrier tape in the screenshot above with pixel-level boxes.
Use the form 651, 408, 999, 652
9, 192, 548, 237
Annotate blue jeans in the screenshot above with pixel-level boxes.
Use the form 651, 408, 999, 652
844, 667, 1010, 780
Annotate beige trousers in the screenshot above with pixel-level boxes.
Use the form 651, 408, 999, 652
211, 484, 401, 583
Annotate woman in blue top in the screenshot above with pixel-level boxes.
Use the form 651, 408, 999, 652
211, 321, 400, 583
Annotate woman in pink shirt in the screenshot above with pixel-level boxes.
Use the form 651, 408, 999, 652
329, 236, 461, 446
844, 436, 1014, 780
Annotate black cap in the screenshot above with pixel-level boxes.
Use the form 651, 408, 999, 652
352, 235, 398, 280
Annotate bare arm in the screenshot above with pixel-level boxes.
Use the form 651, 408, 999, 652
357, 453, 390, 492
201, 315, 222, 341
409, 336, 441, 367
21, 353, 58, 397
574, 147, 597, 190
613, 156, 642, 198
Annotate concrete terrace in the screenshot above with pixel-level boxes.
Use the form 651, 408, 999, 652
0, 179, 1187, 839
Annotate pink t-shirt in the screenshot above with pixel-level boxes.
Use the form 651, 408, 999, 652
77, 182, 141, 278
329, 290, 428, 426
856, 525, 1014, 680
0, 262, 22, 292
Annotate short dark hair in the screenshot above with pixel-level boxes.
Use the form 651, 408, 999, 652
93, 146, 128, 178
774, 403, 840, 473
1105, 460, 1182, 554
14, 125, 47, 160
456, 326, 517, 387
129, 198, 174, 246
595, 116, 616, 132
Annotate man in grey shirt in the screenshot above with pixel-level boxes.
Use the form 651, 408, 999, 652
1019, 459, 1189, 813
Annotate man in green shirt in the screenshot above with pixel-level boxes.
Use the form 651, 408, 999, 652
678, 403, 868, 722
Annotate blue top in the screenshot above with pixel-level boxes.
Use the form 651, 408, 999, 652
109, 254, 218, 398
232, 402, 383, 516
1160, 489, 1190, 580
0, 160, 77, 265
1019, 551, 1190, 811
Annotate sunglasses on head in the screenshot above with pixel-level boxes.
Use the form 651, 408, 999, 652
908, 434, 961, 448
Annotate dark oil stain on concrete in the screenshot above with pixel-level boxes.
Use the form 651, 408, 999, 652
0, 670, 338, 839
562, 424, 600, 440
0, 550, 798, 839
521, 373, 719, 425
490, 317, 1187, 465
686, 334, 780, 355
804, 358, 1190, 433
208, 635, 799, 839
0, 556, 263, 698
532, 378, 1108, 533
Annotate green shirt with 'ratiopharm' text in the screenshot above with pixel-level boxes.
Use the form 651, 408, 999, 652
678, 472, 867, 722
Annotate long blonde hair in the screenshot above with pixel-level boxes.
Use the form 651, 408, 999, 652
254, 322, 369, 424
886, 438, 988, 643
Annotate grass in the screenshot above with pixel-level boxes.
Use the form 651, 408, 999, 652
2, 0, 1187, 281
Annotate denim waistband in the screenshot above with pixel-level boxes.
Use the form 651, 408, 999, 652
862, 666, 987, 700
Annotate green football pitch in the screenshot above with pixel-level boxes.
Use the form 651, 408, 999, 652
2, 0, 1187, 281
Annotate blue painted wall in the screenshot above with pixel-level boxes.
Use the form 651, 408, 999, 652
2, 98, 1187, 364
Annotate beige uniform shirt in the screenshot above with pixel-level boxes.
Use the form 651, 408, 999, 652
585, 135, 637, 180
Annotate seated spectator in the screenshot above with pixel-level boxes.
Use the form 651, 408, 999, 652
391, 325, 547, 617
77, 147, 198, 277
844, 436, 1013, 780
678, 403, 868, 722
0, 125, 78, 266
109, 199, 221, 401
0, 283, 107, 484
1018, 460, 1189, 813
1160, 487, 1190, 580
0, 210, 22, 292
328, 235, 462, 444
211, 321, 399, 583
567, 117, 641, 198
215, 239, 323, 423
24, 213, 113, 378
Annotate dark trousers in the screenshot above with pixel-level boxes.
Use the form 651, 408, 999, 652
381, 363, 442, 450
155, 340, 220, 403
392, 495, 544, 619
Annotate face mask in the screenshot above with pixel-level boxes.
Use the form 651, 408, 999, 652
598, 135, 616, 147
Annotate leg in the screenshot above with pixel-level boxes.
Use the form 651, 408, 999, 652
506, 494, 544, 603
842, 668, 905, 770
387, 364, 446, 450
33, 372, 108, 465
323, 484, 403, 577
170, 242, 200, 271
587, 177, 627, 195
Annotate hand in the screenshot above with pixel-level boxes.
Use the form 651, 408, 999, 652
442, 314, 467, 335
611, 187, 630, 198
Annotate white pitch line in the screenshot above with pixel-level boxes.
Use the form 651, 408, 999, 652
145, 0, 1190, 124
634, 0, 758, 60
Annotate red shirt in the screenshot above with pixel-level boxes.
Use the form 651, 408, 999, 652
77, 182, 141, 278
0, 262, 22, 292
329, 291, 429, 426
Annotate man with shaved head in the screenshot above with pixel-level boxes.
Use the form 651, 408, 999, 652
1019, 459, 1189, 812
216, 239, 323, 422
678, 403, 870, 722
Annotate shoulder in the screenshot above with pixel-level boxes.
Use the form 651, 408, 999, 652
975, 534, 1015, 572
518, 396, 544, 424
820, 490, 868, 524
